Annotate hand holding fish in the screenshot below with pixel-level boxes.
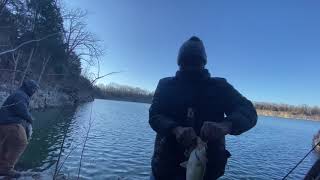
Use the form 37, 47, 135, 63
200, 121, 232, 142
173, 126, 197, 148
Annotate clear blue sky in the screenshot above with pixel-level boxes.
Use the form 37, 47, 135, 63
66, 0, 320, 106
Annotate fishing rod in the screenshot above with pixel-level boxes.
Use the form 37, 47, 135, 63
282, 140, 320, 180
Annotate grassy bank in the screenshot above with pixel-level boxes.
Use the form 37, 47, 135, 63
255, 103, 320, 121
257, 109, 320, 121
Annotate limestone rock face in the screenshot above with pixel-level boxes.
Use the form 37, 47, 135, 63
0, 84, 92, 109
30, 87, 74, 109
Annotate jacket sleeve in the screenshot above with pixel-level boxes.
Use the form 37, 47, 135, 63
149, 79, 179, 136
220, 79, 257, 135
12, 94, 33, 124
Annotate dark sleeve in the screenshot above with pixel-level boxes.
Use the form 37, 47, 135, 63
149, 79, 179, 136
220, 79, 257, 135
12, 94, 33, 123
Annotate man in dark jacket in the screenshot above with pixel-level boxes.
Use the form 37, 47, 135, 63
149, 36, 257, 180
0, 80, 39, 178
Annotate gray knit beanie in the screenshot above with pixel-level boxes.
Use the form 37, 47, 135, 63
22, 80, 39, 96
177, 36, 207, 67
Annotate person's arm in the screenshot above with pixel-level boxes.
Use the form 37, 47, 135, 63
12, 94, 33, 124
221, 79, 257, 135
149, 79, 179, 136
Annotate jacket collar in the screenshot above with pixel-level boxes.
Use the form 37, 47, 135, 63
175, 69, 211, 81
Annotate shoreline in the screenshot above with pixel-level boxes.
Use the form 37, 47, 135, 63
2, 88, 319, 122
257, 110, 320, 121
95, 98, 320, 122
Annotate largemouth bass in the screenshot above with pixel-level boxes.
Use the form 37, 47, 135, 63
181, 138, 207, 180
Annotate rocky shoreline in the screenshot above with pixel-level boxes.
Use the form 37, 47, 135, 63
0, 84, 93, 110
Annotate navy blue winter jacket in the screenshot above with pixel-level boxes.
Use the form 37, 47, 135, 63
149, 69, 257, 180
0, 80, 39, 125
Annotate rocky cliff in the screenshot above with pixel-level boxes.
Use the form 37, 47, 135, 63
0, 84, 93, 109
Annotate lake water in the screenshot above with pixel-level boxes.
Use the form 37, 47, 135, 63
17, 99, 320, 180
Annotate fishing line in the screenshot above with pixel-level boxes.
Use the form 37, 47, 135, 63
282, 140, 320, 180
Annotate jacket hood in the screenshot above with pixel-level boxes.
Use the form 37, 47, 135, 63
21, 80, 39, 97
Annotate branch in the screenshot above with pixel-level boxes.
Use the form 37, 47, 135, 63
20, 47, 36, 86
38, 54, 52, 83
56, 142, 81, 175
0, 33, 59, 56
46, 73, 66, 76
0, 0, 8, 14
0, 68, 24, 73
77, 104, 94, 180
0, 69, 66, 77
90, 71, 122, 84
53, 128, 68, 180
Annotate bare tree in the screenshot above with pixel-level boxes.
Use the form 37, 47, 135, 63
63, 9, 103, 65
62, 8, 124, 87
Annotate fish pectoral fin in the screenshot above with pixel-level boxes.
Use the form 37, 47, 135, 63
180, 161, 188, 168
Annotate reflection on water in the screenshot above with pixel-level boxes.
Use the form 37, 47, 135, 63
17, 107, 78, 173
17, 99, 320, 179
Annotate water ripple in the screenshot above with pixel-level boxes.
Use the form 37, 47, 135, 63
18, 100, 320, 180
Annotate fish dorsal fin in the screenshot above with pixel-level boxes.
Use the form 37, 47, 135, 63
180, 161, 188, 168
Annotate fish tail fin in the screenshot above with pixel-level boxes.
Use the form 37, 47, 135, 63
180, 161, 188, 168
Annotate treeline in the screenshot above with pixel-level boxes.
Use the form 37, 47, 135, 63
94, 83, 320, 120
255, 102, 320, 119
94, 83, 153, 103
0, 0, 102, 96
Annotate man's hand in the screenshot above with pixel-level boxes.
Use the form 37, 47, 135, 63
172, 126, 197, 148
200, 121, 232, 142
